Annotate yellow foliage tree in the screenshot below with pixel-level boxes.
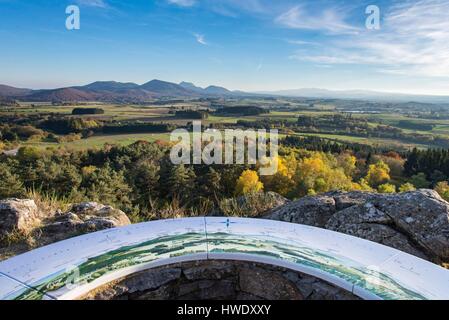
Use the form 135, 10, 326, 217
260, 154, 297, 197
294, 152, 353, 196
351, 178, 373, 192
236, 170, 264, 195
337, 153, 357, 177
366, 160, 391, 188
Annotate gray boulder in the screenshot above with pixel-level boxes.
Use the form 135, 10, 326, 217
42, 202, 131, 237
0, 199, 42, 236
266, 190, 449, 264
266, 195, 335, 227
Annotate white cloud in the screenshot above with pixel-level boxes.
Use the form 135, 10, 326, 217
168, 0, 196, 7
276, 5, 359, 35
289, 0, 449, 78
287, 39, 317, 46
194, 33, 207, 45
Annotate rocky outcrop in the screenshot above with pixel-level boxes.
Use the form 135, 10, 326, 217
83, 260, 357, 300
266, 190, 449, 264
0, 200, 130, 260
0, 199, 42, 236
41, 202, 131, 238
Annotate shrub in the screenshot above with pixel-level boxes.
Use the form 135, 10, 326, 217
435, 182, 449, 202
399, 183, 416, 192
378, 183, 396, 194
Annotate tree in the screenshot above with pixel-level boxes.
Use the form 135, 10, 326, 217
129, 160, 160, 207
294, 152, 353, 196
337, 153, 357, 177
410, 173, 430, 189
366, 160, 390, 187
165, 164, 196, 203
236, 170, 264, 195
260, 155, 296, 197
197, 167, 222, 202
82, 164, 132, 210
0, 162, 25, 199
352, 178, 373, 192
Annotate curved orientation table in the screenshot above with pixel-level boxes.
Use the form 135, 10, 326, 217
1, 217, 449, 300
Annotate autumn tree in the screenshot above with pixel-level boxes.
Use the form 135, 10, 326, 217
294, 152, 353, 196
365, 160, 391, 188
236, 169, 264, 195
260, 155, 296, 197
337, 153, 357, 177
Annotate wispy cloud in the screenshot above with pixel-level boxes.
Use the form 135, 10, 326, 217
256, 58, 263, 71
167, 0, 196, 7
286, 39, 317, 46
276, 5, 359, 35
167, 0, 266, 17
75, 0, 108, 8
194, 33, 207, 45
289, 0, 449, 78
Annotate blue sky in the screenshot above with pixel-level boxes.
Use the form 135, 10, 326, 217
0, 0, 449, 95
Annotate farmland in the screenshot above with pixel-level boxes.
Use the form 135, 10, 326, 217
3, 97, 449, 152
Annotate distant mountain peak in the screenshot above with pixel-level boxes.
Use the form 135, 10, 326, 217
83, 81, 140, 92
204, 85, 232, 95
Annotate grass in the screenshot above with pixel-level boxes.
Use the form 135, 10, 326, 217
24, 133, 171, 150
294, 132, 432, 150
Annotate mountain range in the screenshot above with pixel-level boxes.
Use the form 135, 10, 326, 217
257, 88, 449, 104
0, 80, 238, 103
1, 80, 449, 104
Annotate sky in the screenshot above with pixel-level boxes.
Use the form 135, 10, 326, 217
0, 0, 449, 95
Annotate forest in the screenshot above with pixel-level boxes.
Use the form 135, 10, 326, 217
1, 137, 449, 222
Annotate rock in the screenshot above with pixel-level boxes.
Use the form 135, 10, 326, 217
83, 261, 346, 301
183, 261, 235, 280
266, 190, 449, 264
42, 202, 131, 237
121, 268, 182, 294
0, 199, 41, 236
239, 267, 303, 300
265, 195, 336, 227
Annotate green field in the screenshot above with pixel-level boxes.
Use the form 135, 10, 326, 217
3, 101, 449, 151
24, 133, 171, 151
295, 133, 432, 150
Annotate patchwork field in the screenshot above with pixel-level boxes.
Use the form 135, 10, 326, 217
3, 99, 449, 151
